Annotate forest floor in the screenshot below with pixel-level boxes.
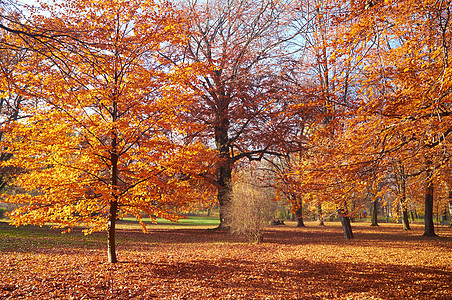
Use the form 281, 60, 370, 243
0, 220, 451, 299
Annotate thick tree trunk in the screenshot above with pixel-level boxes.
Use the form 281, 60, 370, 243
318, 203, 324, 226
217, 163, 232, 230
215, 96, 232, 230
423, 166, 437, 237
294, 194, 305, 227
371, 198, 379, 226
296, 213, 305, 227
338, 209, 354, 239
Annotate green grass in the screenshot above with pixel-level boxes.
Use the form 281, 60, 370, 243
120, 215, 220, 227
0, 221, 105, 251
0, 214, 221, 251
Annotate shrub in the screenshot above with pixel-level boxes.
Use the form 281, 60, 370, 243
226, 176, 276, 243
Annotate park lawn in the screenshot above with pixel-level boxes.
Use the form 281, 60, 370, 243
118, 215, 221, 229
0, 220, 451, 299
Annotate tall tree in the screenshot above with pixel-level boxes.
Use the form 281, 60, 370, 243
344, 0, 451, 236
298, 0, 451, 237
393, 160, 411, 230
1, 0, 213, 263
167, 0, 303, 229
287, 0, 365, 238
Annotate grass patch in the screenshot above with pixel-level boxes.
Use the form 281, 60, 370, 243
118, 215, 220, 229
0, 222, 105, 251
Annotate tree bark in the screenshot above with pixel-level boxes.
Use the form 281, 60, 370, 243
448, 191, 452, 227
338, 209, 354, 239
108, 104, 119, 263
217, 162, 232, 230
423, 164, 437, 237
107, 200, 118, 263
402, 209, 411, 231
294, 194, 305, 227
215, 94, 232, 230
400, 173, 411, 230
371, 197, 379, 226
318, 203, 324, 226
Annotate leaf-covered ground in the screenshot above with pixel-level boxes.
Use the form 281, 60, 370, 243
0, 221, 451, 299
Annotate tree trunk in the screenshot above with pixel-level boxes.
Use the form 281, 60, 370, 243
215, 97, 232, 230
294, 194, 305, 227
423, 164, 437, 237
296, 212, 305, 227
217, 167, 232, 230
338, 209, 354, 239
108, 201, 118, 263
402, 209, 411, 231
400, 174, 411, 230
448, 191, 452, 227
108, 113, 119, 263
371, 197, 379, 226
318, 203, 324, 226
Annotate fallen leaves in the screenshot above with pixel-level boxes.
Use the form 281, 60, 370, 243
1, 221, 451, 299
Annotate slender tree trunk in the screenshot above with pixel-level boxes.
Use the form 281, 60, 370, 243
423, 163, 437, 237
448, 191, 452, 227
318, 203, 324, 226
108, 131, 119, 263
400, 173, 411, 230
338, 206, 353, 239
107, 97, 120, 263
371, 198, 379, 226
108, 201, 118, 263
402, 209, 410, 231
385, 202, 391, 223
294, 194, 305, 227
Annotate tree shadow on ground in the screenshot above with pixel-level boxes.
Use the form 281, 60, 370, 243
140, 258, 451, 299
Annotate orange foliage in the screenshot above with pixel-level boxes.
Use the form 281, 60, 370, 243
291, 0, 452, 224
0, 0, 215, 261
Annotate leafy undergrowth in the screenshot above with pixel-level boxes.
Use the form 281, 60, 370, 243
0, 221, 451, 299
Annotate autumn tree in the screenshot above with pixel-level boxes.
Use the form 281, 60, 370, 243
1, 0, 213, 263
164, 0, 305, 229
282, 0, 369, 238
293, 0, 451, 238
0, 34, 29, 190
339, 0, 451, 236
267, 155, 307, 227
392, 161, 412, 230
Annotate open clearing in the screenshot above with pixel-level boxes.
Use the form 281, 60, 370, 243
0, 220, 451, 299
